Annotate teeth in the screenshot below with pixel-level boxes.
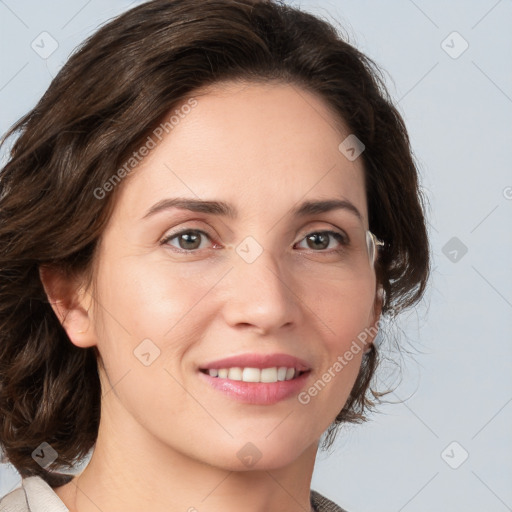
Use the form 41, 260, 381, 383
242, 367, 260, 382
228, 367, 242, 380
207, 366, 299, 383
260, 367, 277, 383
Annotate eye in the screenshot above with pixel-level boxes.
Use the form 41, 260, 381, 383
161, 228, 349, 254
295, 230, 348, 252
161, 229, 214, 252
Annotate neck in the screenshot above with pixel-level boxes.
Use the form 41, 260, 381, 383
55, 399, 319, 512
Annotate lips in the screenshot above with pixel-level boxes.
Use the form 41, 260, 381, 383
198, 353, 312, 405
199, 353, 311, 372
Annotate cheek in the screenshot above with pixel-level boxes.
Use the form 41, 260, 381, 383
301, 278, 374, 404
303, 275, 376, 345
95, 252, 209, 337
91, 258, 205, 426
91, 254, 213, 387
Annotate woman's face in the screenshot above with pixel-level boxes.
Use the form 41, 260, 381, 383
80, 81, 381, 471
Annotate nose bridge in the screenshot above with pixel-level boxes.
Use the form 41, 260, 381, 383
221, 236, 297, 331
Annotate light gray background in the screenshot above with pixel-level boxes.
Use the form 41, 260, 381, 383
1, 1, 511, 511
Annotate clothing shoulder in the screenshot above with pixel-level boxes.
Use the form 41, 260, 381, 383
0, 485, 28, 512
0, 476, 69, 512
311, 489, 349, 512
1, 478, 347, 512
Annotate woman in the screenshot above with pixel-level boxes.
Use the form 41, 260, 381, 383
0, 0, 430, 511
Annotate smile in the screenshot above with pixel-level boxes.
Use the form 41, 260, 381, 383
197, 352, 312, 404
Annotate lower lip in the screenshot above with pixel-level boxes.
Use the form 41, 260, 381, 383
198, 370, 311, 405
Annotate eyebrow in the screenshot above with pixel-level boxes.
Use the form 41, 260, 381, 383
142, 197, 362, 222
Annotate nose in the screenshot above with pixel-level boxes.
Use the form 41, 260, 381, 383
220, 245, 299, 335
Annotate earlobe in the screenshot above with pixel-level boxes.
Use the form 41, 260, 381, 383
38, 265, 97, 348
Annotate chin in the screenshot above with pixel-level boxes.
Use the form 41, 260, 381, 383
200, 433, 315, 472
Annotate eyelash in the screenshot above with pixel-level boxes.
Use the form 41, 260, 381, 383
160, 228, 349, 254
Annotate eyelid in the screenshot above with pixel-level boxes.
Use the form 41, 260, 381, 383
295, 222, 350, 245
160, 219, 215, 240
298, 222, 348, 238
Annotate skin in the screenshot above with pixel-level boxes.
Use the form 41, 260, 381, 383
40, 81, 382, 512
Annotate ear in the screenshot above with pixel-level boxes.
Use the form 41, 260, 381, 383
39, 264, 97, 348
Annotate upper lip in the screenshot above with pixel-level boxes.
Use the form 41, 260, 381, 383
199, 353, 312, 372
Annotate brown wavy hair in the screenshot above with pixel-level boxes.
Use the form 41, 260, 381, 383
0, 0, 430, 487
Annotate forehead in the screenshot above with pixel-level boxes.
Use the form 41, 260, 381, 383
113, 81, 368, 226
